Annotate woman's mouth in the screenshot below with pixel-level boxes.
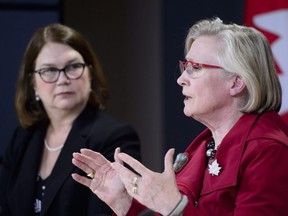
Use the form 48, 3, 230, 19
57, 91, 73, 96
184, 95, 191, 100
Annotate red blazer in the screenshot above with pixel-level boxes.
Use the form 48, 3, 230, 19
127, 112, 288, 216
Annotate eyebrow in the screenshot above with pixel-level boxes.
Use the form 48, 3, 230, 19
37, 58, 82, 68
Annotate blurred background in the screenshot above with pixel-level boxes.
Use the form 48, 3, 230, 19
0, 0, 287, 171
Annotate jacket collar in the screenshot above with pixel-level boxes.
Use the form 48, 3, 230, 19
13, 128, 44, 215
15, 108, 99, 215
200, 113, 257, 195
41, 108, 99, 214
176, 112, 288, 198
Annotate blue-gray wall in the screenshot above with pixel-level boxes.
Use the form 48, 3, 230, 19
0, 0, 60, 156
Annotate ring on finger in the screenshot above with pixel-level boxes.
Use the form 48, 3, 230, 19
87, 171, 95, 179
132, 185, 138, 194
132, 176, 138, 185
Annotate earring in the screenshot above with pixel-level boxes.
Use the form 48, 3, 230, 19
35, 94, 40, 101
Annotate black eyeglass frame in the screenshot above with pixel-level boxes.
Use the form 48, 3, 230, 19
34, 63, 87, 83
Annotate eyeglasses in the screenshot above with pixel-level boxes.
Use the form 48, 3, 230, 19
34, 63, 87, 83
179, 60, 222, 77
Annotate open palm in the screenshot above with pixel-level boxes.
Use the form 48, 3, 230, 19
72, 148, 132, 211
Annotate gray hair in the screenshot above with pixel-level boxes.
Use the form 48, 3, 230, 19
185, 17, 282, 113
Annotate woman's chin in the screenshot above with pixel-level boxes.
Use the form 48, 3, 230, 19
183, 108, 193, 117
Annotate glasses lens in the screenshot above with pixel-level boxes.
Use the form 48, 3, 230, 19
65, 63, 85, 79
185, 62, 193, 74
36, 63, 86, 83
40, 68, 59, 83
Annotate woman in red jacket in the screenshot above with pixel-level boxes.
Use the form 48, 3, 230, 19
72, 17, 288, 216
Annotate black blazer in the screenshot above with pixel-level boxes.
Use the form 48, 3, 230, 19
0, 108, 141, 216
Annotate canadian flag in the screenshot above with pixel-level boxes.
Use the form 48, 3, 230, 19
245, 0, 288, 124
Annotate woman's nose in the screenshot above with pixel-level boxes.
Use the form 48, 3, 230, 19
57, 71, 70, 84
177, 72, 188, 86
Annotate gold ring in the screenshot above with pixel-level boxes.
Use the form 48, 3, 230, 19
87, 171, 95, 179
132, 185, 138, 194
132, 176, 138, 185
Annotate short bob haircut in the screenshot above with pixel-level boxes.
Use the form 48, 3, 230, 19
185, 17, 282, 113
15, 23, 108, 128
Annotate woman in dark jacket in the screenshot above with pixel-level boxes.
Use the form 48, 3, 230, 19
0, 23, 141, 216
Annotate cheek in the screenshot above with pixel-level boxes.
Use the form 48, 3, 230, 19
34, 77, 45, 93
186, 84, 217, 108
83, 74, 92, 89
77, 76, 91, 95
33, 76, 40, 91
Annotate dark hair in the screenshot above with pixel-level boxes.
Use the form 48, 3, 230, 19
15, 23, 108, 128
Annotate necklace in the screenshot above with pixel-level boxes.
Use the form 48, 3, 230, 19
44, 139, 64, 152
206, 138, 217, 160
206, 138, 222, 176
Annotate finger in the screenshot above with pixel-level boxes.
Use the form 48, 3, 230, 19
80, 148, 98, 155
71, 173, 92, 188
73, 151, 103, 176
73, 152, 93, 166
111, 160, 142, 198
117, 153, 149, 176
164, 148, 175, 175
75, 149, 109, 169
111, 162, 139, 187
114, 147, 123, 164
72, 156, 92, 174
80, 149, 108, 166
72, 152, 93, 166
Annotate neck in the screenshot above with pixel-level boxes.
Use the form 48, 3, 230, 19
45, 103, 86, 127
205, 111, 244, 146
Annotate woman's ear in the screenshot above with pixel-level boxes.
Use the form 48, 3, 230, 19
230, 75, 245, 96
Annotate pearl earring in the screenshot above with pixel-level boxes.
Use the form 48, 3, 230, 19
35, 95, 40, 101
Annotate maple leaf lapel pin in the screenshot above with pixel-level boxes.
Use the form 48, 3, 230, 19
208, 159, 222, 176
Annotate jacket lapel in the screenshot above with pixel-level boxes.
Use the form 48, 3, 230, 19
176, 131, 210, 200
40, 109, 98, 215
176, 113, 259, 199
200, 113, 258, 195
14, 129, 44, 215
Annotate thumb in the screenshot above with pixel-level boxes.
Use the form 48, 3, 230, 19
114, 147, 123, 164
164, 148, 175, 174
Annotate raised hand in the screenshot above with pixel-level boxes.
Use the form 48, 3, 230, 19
72, 148, 132, 215
111, 148, 182, 216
